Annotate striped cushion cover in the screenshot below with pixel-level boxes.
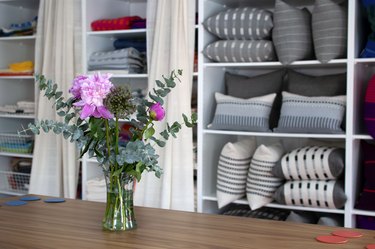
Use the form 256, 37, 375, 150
274, 91, 346, 134
216, 138, 257, 208
203, 40, 277, 63
209, 92, 276, 132
272, 0, 313, 65
246, 143, 284, 210
203, 7, 273, 40
272, 146, 345, 180
274, 180, 347, 209
312, 0, 347, 63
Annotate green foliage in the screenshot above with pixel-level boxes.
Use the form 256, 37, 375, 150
22, 70, 197, 181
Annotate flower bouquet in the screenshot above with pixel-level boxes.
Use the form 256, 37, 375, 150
24, 70, 197, 231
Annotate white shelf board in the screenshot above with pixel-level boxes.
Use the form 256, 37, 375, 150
203, 59, 347, 68
0, 35, 36, 41
203, 129, 347, 139
0, 113, 35, 119
87, 29, 146, 39
355, 58, 375, 64
0, 152, 33, 158
202, 196, 345, 214
0, 76, 34, 79
0, 190, 26, 196
353, 134, 373, 140
111, 73, 148, 78
352, 209, 375, 217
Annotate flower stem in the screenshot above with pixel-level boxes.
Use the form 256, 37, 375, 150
105, 119, 112, 170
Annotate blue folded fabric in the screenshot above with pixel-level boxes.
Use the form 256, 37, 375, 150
361, 38, 375, 58
113, 39, 146, 52
361, 0, 375, 58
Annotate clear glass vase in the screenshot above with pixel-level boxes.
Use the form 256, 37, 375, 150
102, 169, 137, 231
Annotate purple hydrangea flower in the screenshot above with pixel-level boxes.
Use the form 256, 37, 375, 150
69, 75, 88, 99
149, 103, 165, 121
73, 72, 114, 119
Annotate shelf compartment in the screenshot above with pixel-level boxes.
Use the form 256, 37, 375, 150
0, 170, 30, 195
0, 133, 33, 154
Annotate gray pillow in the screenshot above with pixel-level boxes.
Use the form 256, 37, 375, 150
286, 211, 318, 224
312, 0, 347, 63
274, 92, 346, 134
286, 70, 346, 96
274, 180, 347, 209
203, 40, 277, 63
225, 70, 286, 128
317, 215, 344, 227
272, 0, 314, 64
272, 146, 345, 180
208, 92, 276, 132
203, 7, 273, 40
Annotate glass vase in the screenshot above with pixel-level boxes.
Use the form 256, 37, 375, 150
102, 169, 137, 231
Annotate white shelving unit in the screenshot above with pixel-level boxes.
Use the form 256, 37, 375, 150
0, 0, 39, 196
81, 0, 148, 200
197, 0, 373, 228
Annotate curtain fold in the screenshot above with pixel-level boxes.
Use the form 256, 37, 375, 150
134, 0, 196, 211
29, 0, 81, 198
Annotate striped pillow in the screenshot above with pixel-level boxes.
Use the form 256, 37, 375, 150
312, 0, 347, 63
272, 146, 345, 180
203, 40, 277, 63
203, 7, 273, 40
274, 91, 346, 134
272, 0, 313, 64
216, 138, 257, 208
209, 92, 276, 132
246, 143, 284, 210
274, 180, 347, 209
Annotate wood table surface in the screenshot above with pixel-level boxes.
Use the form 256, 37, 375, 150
0, 196, 375, 249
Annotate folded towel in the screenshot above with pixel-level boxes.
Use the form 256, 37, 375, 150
89, 47, 142, 61
130, 19, 146, 29
9, 61, 33, 72
88, 57, 144, 68
91, 16, 142, 31
113, 39, 146, 52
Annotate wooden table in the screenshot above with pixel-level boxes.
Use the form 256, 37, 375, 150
0, 196, 374, 248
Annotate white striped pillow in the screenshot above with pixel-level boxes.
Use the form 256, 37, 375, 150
246, 143, 284, 210
274, 180, 346, 209
216, 138, 257, 208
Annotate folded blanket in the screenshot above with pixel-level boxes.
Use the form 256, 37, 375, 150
113, 39, 146, 52
91, 16, 142, 31
0, 16, 37, 37
89, 47, 142, 61
88, 65, 144, 73
130, 19, 146, 29
88, 57, 144, 68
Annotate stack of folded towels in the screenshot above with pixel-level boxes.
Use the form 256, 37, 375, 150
0, 61, 34, 76
91, 16, 146, 31
0, 16, 37, 37
0, 101, 34, 114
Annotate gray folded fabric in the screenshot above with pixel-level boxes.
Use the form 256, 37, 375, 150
88, 57, 144, 68
89, 47, 143, 61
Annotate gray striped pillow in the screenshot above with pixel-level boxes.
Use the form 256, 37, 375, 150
272, 0, 313, 64
203, 40, 277, 63
274, 180, 347, 209
209, 92, 276, 132
246, 143, 284, 210
216, 138, 257, 208
272, 146, 345, 180
312, 0, 347, 63
274, 91, 346, 134
203, 7, 273, 40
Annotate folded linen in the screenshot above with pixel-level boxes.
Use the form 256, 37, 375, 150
113, 39, 146, 52
91, 16, 142, 31
89, 47, 143, 61
88, 57, 144, 68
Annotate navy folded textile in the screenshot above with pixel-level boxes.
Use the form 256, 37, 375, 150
113, 39, 146, 52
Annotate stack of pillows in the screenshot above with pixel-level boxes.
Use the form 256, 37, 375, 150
208, 69, 347, 134
216, 138, 347, 211
202, 0, 347, 64
202, 7, 277, 62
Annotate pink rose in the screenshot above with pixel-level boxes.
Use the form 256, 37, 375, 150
149, 103, 165, 121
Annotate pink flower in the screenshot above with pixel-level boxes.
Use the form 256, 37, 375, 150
69, 75, 88, 99
149, 103, 165, 121
73, 72, 114, 119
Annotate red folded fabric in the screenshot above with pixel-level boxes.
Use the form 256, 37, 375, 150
91, 16, 142, 31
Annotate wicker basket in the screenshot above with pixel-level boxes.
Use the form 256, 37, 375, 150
0, 133, 33, 154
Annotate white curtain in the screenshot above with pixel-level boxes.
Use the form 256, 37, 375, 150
29, 0, 82, 198
134, 0, 196, 211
